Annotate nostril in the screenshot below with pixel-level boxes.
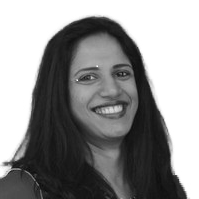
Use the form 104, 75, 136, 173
99, 87, 122, 98
99, 81, 122, 98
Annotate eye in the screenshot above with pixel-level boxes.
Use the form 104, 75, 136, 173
115, 70, 132, 80
77, 74, 98, 82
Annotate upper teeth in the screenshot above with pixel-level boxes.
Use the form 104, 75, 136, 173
94, 104, 123, 114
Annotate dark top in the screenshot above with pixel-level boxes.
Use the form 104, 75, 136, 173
0, 169, 43, 199
0, 168, 187, 199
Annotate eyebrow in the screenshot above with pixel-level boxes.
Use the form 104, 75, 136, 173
74, 63, 132, 76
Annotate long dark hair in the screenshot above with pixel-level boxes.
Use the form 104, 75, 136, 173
5, 16, 187, 199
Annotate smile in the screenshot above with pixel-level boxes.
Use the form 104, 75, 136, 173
91, 102, 128, 119
94, 104, 123, 115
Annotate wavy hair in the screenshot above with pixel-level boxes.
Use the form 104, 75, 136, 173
5, 16, 187, 199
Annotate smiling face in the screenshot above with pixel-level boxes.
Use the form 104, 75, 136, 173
69, 33, 138, 146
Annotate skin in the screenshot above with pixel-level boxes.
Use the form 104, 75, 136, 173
69, 33, 138, 198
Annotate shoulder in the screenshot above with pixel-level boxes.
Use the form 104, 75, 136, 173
0, 169, 43, 199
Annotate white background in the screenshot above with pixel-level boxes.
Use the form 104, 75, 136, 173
0, 1, 198, 198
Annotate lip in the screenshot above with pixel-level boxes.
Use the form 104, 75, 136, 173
90, 100, 129, 119
91, 100, 128, 111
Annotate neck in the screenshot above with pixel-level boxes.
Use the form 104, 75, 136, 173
87, 140, 133, 199
87, 140, 126, 184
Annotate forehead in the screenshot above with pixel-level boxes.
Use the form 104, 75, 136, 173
76, 33, 120, 54
71, 33, 130, 72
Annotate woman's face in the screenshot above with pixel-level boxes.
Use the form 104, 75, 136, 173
69, 34, 138, 145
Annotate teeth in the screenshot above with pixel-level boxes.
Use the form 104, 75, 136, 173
94, 104, 124, 114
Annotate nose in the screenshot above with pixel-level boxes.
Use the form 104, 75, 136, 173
99, 77, 122, 98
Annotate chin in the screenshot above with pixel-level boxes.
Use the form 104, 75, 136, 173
103, 127, 130, 138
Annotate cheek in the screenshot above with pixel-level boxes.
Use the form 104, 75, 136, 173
70, 86, 93, 109
70, 92, 86, 121
121, 80, 138, 98
71, 91, 85, 108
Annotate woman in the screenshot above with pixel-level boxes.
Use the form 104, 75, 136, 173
0, 16, 187, 199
